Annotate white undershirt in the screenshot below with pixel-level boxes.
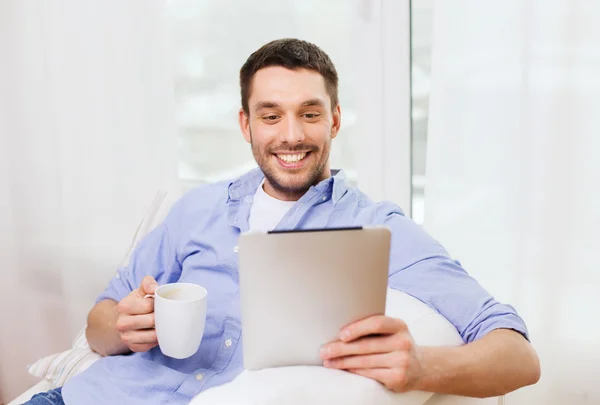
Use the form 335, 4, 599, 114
248, 181, 296, 232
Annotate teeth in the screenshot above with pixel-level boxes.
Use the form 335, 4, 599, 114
277, 153, 307, 163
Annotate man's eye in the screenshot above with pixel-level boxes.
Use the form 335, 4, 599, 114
264, 115, 279, 121
304, 113, 320, 119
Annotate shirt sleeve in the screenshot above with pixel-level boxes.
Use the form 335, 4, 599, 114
96, 221, 182, 304
382, 209, 529, 343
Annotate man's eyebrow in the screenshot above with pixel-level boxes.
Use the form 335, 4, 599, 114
300, 98, 325, 107
253, 99, 325, 112
253, 101, 281, 112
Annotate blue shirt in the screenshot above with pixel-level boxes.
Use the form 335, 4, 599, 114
63, 169, 528, 405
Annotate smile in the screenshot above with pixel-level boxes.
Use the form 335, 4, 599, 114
276, 152, 308, 163
273, 151, 312, 168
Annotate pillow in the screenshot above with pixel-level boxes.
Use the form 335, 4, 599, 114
27, 190, 177, 385
190, 366, 432, 405
27, 328, 101, 387
189, 290, 465, 405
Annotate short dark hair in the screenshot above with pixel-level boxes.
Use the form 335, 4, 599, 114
240, 38, 339, 115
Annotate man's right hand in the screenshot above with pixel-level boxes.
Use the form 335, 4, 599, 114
115, 275, 159, 353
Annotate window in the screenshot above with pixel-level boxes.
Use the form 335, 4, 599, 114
167, 0, 412, 212
167, 1, 364, 192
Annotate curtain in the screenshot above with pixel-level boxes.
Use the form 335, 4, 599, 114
425, 1, 600, 404
0, 1, 178, 400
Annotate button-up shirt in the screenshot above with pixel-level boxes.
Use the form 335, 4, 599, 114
62, 168, 528, 404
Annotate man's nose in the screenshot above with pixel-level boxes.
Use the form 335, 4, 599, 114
280, 116, 306, 144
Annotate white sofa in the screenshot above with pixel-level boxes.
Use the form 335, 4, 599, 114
8, 191, 503, 405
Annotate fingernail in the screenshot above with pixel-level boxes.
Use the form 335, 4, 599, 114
323, 360, 332, 368
341, 330, 351, 341
320, 346, 331, 359
150, 283, 158, 292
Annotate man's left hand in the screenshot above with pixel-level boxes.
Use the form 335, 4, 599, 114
320, 315, 424, 392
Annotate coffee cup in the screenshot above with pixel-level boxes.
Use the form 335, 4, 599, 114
149, 282, 208, 359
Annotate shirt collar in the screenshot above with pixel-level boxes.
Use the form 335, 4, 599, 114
227, 167, 348, 204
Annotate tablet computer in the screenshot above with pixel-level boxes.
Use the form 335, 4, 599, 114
238, 226, 391, 370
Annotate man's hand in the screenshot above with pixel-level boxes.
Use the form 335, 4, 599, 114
320, 315, 423, 392
115, 275, 159, 353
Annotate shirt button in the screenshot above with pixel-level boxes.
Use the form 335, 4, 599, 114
233, 246, 239, 253
322, 196, 327, 201
195, 373, 204, 381
225, 338, 232, 347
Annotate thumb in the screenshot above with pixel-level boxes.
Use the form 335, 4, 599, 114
138, 275, 159, 297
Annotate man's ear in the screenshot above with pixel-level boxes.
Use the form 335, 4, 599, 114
239, 108, 251, 144
331, 104, 342, 139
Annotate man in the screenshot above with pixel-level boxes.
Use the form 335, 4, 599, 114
23, 38, 540, 405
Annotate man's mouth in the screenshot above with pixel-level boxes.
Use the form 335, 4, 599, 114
273, 151, 312, 168
275, 152, 308, 163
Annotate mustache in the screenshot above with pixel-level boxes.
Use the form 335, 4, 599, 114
269, 144, 317, 154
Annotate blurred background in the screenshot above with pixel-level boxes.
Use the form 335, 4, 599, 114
168, 0, 416, 210
1, 0, 599, 404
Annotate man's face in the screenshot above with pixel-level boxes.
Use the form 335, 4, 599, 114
239, 67, 341, 201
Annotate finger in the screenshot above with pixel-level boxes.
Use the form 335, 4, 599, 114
138, 275, 159, 297
347, 368, 396, 388
117, 294, 154, 315
129, 342, 158, 353
321, 334, 397, 359
121, 329, 158, 345
116, 313, 155, 333
341, 315, 406, 342
324, 352, 399, 370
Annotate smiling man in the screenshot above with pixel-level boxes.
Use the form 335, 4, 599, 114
21, 38, 540, 405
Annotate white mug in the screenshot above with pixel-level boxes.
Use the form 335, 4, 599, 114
150, 282, 208, 359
